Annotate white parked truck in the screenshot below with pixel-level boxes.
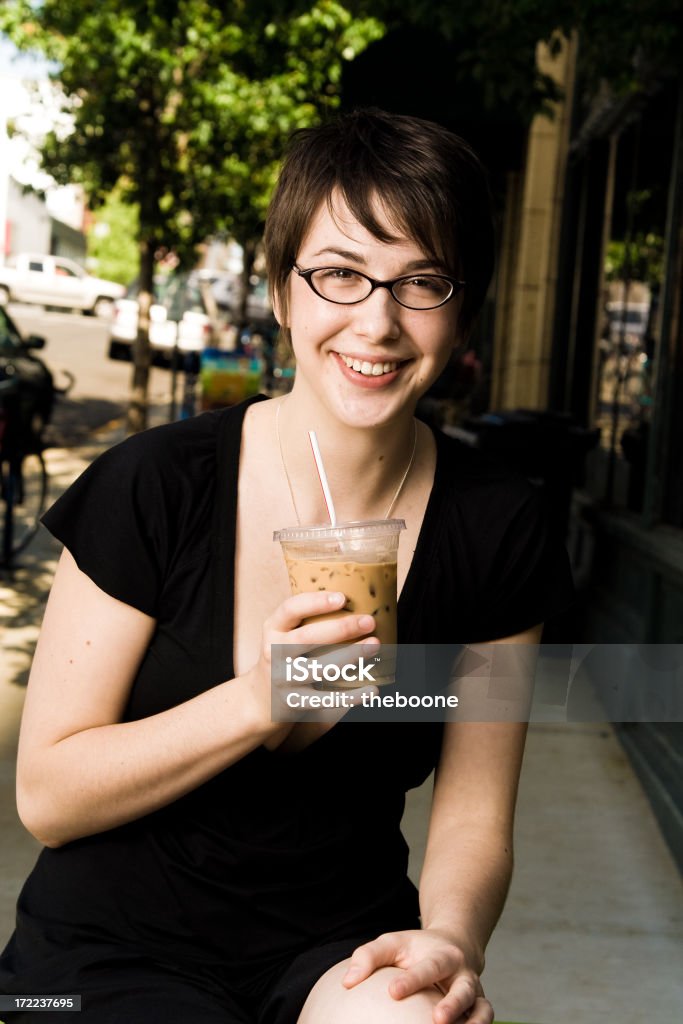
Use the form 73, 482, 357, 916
0, 253, 125, 316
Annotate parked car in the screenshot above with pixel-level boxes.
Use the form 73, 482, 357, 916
0, 306, 54, 454
0, 253, 125, 317
107, 272, 216, 368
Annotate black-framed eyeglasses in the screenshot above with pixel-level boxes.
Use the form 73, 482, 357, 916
292, 263, 465, 311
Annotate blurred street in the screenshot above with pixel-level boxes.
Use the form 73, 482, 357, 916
7, 302, 173, 446
0, 387, 680, 1022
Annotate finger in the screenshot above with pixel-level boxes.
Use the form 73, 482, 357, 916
270, 632, 378, 668
305, 636, 381, 668
433, 995, 493, 1024
387, 950, 460, 1000
274, 636, 380, 671
342, 933, 404, 987
289, 613, 376, 651
289, 643, 382, 689
267, 592, 379, 652
430, 979, 484, 1024
268, 590, 348, 631
468, 996, 495, 1024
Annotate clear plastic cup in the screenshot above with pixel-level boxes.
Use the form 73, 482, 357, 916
274, 519, 406, 685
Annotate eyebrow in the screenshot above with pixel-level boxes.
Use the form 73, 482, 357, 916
308, 247, 447, 272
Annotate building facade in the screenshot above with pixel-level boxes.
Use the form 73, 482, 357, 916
495, 47, 683, 868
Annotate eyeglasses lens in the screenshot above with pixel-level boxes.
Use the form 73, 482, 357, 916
394, 278, 453, 308
311, 269, 369, 302
310, 269, 452, 309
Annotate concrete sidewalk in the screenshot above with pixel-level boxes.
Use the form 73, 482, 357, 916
1, 417, 682, 1023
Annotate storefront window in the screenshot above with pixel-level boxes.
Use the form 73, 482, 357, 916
587, 108, 672, 514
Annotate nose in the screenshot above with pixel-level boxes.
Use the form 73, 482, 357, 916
350, 285, 401, 344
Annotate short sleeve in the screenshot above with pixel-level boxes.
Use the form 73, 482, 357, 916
478, 483, 575, 640
41, 431, 175, 616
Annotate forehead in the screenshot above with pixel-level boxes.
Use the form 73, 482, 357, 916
299, 190, 429, 263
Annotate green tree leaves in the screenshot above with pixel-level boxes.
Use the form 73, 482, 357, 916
1, 0, 383, 260
88, 189, 140, 286
0, 0, 383, 425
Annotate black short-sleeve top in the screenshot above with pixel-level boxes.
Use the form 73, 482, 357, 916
18, 395, 573, 967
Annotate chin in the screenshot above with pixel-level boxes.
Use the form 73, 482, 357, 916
334, 393, 417, 431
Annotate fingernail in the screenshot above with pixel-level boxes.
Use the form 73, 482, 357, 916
328, 592, 345, 605
344, 967, 361, 982
358, 614, 374, 630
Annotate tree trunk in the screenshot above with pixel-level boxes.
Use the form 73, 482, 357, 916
127, 237, 156, 433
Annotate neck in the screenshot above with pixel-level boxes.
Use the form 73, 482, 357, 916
276, 387, 419, 524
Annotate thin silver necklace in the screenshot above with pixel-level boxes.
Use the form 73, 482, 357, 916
275, 398, 418, 525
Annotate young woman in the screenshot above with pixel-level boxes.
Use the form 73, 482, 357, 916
0, 110, 573, 1023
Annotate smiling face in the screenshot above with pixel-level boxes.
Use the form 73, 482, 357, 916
281, 192, 462, 429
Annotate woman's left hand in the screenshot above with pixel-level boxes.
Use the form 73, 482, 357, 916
342, 928, 494, 1024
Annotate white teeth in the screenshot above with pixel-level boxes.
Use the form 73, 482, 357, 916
339, 354, 399, 376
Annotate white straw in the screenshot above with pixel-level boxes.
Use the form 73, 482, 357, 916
308, 431, 337, 526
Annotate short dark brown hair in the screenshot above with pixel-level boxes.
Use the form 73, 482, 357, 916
264, 108, 495, 342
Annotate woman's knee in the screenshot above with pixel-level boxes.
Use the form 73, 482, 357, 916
297, 959, 440, 1024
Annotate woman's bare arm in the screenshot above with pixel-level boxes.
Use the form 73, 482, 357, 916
419, 625, 542, 967
16, 549, 373, 848
16, 550, 269, 847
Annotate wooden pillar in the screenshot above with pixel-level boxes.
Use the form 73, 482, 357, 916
491, 34, 577, 410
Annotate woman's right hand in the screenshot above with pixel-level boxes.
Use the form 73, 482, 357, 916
243, 590, 379, 749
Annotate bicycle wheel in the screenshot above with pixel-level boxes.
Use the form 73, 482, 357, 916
1, 450, 49, 567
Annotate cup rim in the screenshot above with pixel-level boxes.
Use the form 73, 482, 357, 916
273, 518, 406, 543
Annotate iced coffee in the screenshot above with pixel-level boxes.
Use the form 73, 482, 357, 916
274, 520, 405, 685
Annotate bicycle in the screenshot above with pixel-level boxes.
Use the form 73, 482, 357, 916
0, 371, 74, 570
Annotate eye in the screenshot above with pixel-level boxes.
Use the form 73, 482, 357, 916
405, 276, 445, 292
318, 267, 360, 281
